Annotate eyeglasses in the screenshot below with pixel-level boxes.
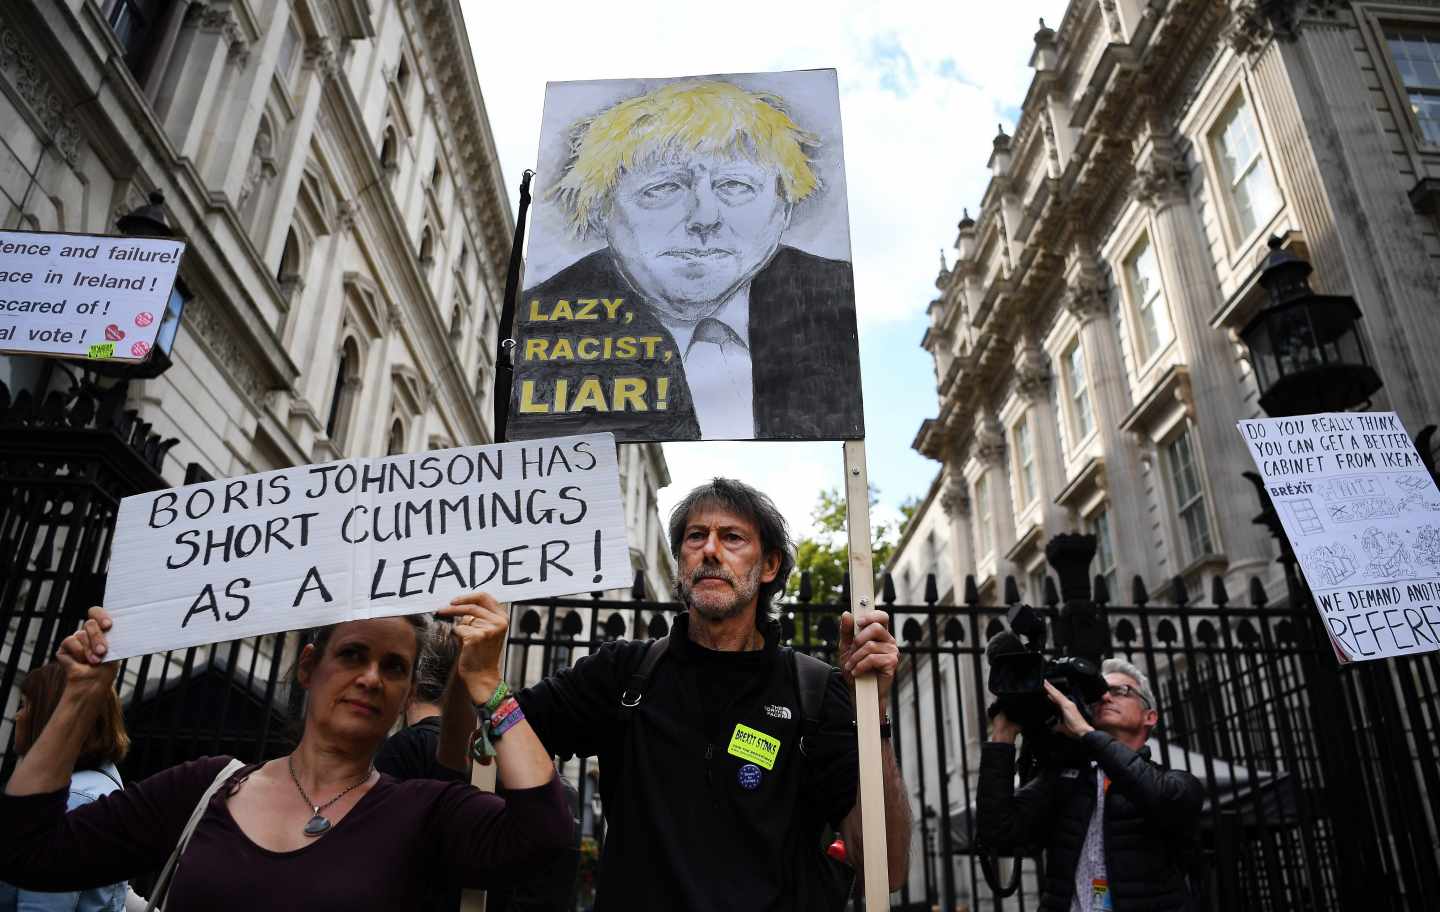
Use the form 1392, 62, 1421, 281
1097, 684, 1151, 708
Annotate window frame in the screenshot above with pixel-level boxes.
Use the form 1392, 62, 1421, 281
1205, 88, 1284, 251
1375, 16, 1440, 150
1163, 425, 1217, 567
1061, 336, 1095, 448
1088, 506, 1119, 598
1012, 412, 1038, 509
1120, 232, 1173, 369
973, 472, 993, 560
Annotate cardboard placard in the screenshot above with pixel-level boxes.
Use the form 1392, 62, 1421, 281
101, 434, 629, 660
507, 69, 864, 443
0, 230, 185, 361
1238, 412, 1440, 662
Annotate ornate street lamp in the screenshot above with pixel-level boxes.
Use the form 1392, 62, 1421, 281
96, 191, 189, 379
1240, 236, 1381, 416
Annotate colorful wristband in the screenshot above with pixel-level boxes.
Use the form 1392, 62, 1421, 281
490, 697, 525, 738
483, 680, 510, 714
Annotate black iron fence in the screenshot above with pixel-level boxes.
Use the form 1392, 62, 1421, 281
1, 379, 1437, 910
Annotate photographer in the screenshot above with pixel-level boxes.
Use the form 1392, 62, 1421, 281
977, 659, 1202, 911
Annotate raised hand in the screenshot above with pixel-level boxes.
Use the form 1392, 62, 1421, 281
1044, 680, 1094, 739
56, 606, 119, 693
838, 608, 899, 708
437, 593, 509, 706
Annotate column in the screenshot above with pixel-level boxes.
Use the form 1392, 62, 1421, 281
152, 6, 235, 158
1013, 337, 1069, 537
1134, 138, 1272, 577
262, 37, 334, 266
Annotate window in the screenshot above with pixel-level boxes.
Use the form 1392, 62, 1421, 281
380, 127, 398, 175
1209, 92, 1281, 240
1123, 235, 1171, 362
1063, 339, 1093, 444
1090, 508, 1119, 597
419, 226, 435, 266
277, 22, 300, 83
326, 339, 361, 446
1028, 568, 1049, 605
431, 160, 444, 194
449, 302, 463, 342
1386, 28, 1440, 145
387, 418, 406, 456
105, 0, 173, 80
1165, 427, 1215, 565
396, 55, 412, 95
974, 473, 993, 558
1012, 414, 1037, 507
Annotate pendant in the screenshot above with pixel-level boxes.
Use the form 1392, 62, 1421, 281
304, 813, 331, 837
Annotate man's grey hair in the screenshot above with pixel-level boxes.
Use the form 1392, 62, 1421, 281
1102, 658, 1156, 710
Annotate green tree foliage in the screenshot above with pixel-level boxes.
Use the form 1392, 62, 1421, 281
785, 486, 905, 606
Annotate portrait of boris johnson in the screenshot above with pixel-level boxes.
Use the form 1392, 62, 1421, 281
508, 72, 866, 443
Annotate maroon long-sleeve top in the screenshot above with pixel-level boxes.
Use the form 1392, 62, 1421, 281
0, 756, 573, 910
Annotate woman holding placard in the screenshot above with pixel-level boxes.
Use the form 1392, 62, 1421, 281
0, 593, 570, 910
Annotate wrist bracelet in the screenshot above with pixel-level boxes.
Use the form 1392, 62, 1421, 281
482, 680, 510, 714
490, 697, 525, 738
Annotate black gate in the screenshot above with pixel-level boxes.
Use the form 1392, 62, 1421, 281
1, 379, 1437, 910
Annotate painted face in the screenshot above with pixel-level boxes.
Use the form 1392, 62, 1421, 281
674, 506, 781, 623
298, 618, 416, 747
1092, 672, 1157, 739
604, 153, 791, 323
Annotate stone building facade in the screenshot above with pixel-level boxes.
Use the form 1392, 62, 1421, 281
889, 0, 1440, 903
0, 0, 672, 753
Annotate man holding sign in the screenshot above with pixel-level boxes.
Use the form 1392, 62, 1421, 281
511, 478, 912, 909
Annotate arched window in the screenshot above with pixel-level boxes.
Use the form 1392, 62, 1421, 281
459, 242, 469, 275
326, 338, 362, 446
419, 226, 434, 266
431, 160, 443, 193
387, 418, 406, 456
379, 127, 398, 176
276, 227, 303, 301
449, 301, 463, 342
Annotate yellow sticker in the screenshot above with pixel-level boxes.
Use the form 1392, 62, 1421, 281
88, 342, 115, 359
727, 723, 781, 770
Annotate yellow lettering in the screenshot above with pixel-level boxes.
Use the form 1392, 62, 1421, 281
577, 337, 600, 360
574, 298, 599, 319
527, 299, 547, 321
613, 378, 647, 412
517, 380, 549, 413
603, 298, 624, 320
569, 378, 608, 412
554, 379, 569, 412
638, 335, 661, 358
523, 338, 548, 361
551, 338, 575, 360
552, 299, 574, 320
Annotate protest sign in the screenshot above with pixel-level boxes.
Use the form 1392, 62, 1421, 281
507, 69, 864, 443
1238, 412, 1440, 662
101, 434, 630, 661
0, 229, 185, 361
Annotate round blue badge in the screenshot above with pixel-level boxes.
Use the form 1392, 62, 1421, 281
737, 763, 763, 790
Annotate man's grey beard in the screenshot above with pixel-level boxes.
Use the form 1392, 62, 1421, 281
674, 560, 763, 621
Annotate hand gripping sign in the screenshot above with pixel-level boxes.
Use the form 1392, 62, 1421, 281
101, 434, 630, 662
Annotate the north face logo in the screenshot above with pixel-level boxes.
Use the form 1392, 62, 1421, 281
764, 704, 792, 720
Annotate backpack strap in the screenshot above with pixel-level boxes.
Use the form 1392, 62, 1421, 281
617, 635, 669, 723
790, 649, 834, 754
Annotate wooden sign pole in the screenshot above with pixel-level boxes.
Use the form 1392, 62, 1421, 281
843, 439, 890, 909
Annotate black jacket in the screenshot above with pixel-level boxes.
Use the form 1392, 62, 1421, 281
515, 615, 859, 911
976, 732, 1203, 911
509, 245, 864, 441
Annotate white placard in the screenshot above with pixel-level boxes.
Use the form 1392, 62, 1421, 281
0, 230, 185, 361
1238, 412, 1440, 662
101, 434, 630, 661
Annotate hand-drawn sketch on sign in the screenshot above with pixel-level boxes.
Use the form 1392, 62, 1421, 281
508, 70, 864, 443
1282, 499, 1324, 534
1302, 543, 1358, 587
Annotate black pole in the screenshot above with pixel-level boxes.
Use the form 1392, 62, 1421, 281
493, 169, 534, 442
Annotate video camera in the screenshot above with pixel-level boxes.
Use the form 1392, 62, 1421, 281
985, 602, 1109, 774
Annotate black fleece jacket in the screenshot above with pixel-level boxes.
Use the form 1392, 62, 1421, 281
976, 731, 1204, 911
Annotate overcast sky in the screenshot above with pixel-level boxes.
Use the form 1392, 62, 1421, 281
463, 0, 1068, 539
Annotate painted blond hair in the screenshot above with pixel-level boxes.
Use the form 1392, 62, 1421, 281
549, 80, 822, 238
